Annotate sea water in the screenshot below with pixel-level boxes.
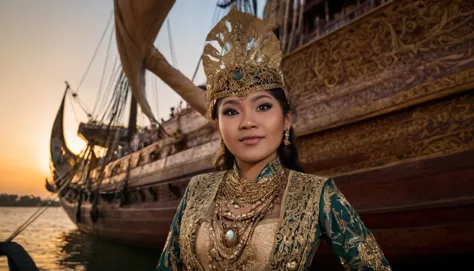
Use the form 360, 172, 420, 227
0, 207, 159, 271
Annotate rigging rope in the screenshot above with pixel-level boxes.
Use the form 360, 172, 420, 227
297, 0, 305, 48
67, 87, 92, 120
97, 59, 120, 122
191, 56, 202, 83
192, 1, 230, 83
76, 95, 92, 118
167, 19, 178, 68
216, 0, 237, 8
92, 22, 115, 118
212, 1, 221, 23
76, 10, 113, 94
216, 0, 256, 15
99, 68, 123, 123
100, 72, 130, 128
287, 0, 299, 53
152, 74, 160, 120
68, 94, 80, 123
282, 0, 292, 52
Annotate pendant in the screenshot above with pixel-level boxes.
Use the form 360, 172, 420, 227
224, 227, 239, 247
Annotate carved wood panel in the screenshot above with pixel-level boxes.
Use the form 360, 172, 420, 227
282, 0, 474, 134
297, 91, 474, 176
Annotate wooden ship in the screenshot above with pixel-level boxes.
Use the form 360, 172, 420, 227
49, 0, 474, 268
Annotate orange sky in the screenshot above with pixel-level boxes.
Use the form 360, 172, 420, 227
0, 0, 266, 198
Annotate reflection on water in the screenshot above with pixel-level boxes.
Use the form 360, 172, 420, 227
0, 207, 159, 271
57, 230, 158, 271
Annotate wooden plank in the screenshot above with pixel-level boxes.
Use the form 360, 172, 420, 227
328, 148, 474, 210
360, 204, 474, 230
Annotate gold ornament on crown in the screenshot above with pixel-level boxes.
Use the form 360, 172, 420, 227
203, 6, 288, 119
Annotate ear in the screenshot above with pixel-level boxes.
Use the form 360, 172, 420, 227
284, 111, 292, 131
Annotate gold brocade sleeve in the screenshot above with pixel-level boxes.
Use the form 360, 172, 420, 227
319, 179, 391, 271
156, 187, 189, 271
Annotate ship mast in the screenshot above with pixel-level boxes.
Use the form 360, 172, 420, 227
126, 95, 137, 143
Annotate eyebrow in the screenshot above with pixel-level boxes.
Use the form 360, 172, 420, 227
251, 94, 272, 102
221, 94, 272, 107
221, 99, 239, 107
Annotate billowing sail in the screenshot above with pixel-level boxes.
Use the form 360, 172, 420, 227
114, 0, 207, 121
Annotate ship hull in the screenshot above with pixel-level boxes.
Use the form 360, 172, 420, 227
60, 197, 177, 247
311, 148, 474, 267
56, 128, 218, 247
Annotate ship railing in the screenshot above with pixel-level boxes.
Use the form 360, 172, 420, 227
301, 0, 392, 47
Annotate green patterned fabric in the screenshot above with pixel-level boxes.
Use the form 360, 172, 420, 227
233, 157, 282, 182
319, 179, 390, 270
156, 187, 188, 270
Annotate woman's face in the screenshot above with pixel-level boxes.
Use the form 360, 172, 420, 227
217, 90, 291, 164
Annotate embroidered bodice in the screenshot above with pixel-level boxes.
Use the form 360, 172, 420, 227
196, 218, 279, 270
156, 158, 391, 270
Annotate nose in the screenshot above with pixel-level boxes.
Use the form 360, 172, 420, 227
238, 109, 257, 130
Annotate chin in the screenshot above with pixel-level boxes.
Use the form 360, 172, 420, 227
233, 149, 275, 164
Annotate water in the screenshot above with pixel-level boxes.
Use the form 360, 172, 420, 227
0, 207, 159, 271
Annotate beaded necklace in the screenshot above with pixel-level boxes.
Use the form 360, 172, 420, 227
206, 158, 286, 269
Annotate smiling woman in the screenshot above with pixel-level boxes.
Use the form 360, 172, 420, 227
156, 7, 391, 271
213, 88, 303, 177
218, 92, 288, 152
221, 92, 284, 172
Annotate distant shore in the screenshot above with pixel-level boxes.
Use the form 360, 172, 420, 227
0, 193, 61, 207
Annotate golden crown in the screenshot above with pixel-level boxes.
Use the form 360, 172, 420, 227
203, 6, 288, 119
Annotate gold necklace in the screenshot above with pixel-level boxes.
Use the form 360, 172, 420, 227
219, 166, 284, 204
207, 168, 287, 268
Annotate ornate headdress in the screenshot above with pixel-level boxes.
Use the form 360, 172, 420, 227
203, 6, 288, 119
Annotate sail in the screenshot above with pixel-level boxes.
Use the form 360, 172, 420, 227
114, 0, 207, 119
114, 0, 173, 123
50, 88, 79, 179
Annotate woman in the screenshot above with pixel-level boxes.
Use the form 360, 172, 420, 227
157, 7, 390, 271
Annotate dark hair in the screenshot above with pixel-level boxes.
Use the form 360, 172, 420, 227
212, 88, 304, 172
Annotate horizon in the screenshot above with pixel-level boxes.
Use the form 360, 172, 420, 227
0, 0, 266, 198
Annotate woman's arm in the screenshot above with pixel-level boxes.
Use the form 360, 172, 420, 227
319, 179, 391, 271
156, 187, 189, 270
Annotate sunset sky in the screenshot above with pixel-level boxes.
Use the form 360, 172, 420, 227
0, 0, 266, 197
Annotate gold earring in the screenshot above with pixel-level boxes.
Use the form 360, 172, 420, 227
220, 139, 226, 152
283, 130, 290, 146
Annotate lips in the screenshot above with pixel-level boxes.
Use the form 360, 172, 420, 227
239, 136, 264, 145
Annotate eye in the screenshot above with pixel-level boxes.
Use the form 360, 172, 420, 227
257, 103, 273, 111
223, 108, 239, 116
